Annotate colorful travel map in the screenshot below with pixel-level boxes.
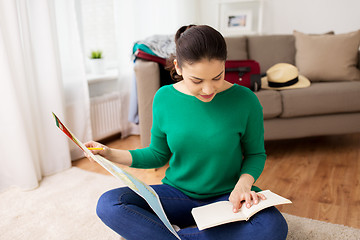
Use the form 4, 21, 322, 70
52, 113, 180, 239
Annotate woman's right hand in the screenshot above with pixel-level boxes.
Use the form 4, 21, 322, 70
84, 141, 110, 161
84, 141, 133, 166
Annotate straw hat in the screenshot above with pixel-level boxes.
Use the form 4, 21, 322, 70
261, 63, 310, 90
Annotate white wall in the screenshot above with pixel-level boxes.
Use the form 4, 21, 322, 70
199, 0, 360, 35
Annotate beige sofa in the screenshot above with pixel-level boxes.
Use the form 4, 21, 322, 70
134, 33, 360, 148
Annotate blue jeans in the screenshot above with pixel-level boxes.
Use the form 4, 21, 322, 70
96, 184, 288, 240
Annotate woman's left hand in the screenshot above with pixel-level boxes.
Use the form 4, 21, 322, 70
229, 174, 266, 213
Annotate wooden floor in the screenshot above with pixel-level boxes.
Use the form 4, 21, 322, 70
73, 133, 360, 229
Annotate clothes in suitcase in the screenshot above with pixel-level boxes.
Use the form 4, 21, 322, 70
134, 49, 167, 66
225, 60, 262, 91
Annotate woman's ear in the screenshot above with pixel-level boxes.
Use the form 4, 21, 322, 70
174, 59, 182, 76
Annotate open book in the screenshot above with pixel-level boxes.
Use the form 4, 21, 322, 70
191, 190, 292, 230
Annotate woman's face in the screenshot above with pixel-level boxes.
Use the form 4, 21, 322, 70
175, 58, 226, 102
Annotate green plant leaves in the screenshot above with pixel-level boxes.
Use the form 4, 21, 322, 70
91, 50, 103, 59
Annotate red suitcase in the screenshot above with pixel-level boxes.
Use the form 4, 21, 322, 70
225, 60, 261, 91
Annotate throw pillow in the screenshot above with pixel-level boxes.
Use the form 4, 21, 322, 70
294, 30, 360, 81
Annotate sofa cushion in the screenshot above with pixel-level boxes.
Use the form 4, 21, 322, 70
225, 36, 248, 60
247, 35, 296, 74
294, 30, 360, 82
254, 90, 282, 119
280, 81, 360, 118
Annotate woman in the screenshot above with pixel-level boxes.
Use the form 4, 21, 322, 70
85, 25, 288, 240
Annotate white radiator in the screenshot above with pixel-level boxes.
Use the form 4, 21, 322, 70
90, 92, 122, 141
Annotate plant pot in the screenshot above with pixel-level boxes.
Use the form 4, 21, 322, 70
89, 58, 105, 75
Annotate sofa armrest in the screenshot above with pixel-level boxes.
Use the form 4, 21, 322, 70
134, 60, 161, 147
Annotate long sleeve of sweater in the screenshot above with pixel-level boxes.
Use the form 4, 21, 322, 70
129, 93, 172, 168
239, 92, 266, 182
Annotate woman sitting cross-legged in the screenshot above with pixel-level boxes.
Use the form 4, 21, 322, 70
85, 24, 288, 240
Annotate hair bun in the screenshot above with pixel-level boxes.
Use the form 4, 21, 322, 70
175, 24, 196, 42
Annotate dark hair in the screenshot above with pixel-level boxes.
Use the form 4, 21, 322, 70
166, 25, 227, 81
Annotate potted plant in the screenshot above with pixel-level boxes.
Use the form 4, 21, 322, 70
89, 50, 105, 74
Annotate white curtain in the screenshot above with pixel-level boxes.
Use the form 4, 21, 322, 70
53, 0, 92, 159
0, 0, 91, 192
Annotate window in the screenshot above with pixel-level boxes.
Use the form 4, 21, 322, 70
77, 0, 118, 72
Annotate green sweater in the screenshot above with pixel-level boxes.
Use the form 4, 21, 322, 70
130, 84, 266, 199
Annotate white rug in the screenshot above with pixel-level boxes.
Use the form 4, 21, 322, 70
0, 167, 120, 240
0, 167, 359, 240
282, 213, 360, 240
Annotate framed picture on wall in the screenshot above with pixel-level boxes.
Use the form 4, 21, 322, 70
225, 10, 252, 32
218, 0, 263, 36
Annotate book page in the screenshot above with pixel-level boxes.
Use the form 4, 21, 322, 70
192, 201, 247, 230
52, 113, 180, 239
191, 190, 291, 230
240, 190, 292, 219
